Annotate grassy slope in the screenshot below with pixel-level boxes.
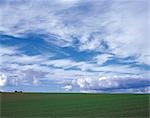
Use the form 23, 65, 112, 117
0, 93, 149, 118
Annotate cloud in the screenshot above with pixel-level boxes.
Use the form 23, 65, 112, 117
63, 85, 72, 91
71, 77, 119, 89
0, 0, 149, 92
2, 54, 48, 65
93, 54, 112, 65
32, 76, 39, 86
1, 69, 47, 87
0, 46, 18, 56
0, 47, 48, 87
0, 0, 149, 67
0, 46, 148, 87
0, 73, 7, 87
64, 76, 150, 93
59, 0, 79, 5
42, 59, 75, 68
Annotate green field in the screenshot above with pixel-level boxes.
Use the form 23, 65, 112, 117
0, 93, 149, 118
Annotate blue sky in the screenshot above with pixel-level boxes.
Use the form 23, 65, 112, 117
0, 0, 150, 93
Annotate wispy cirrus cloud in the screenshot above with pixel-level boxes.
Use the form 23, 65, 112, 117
1, 0, 149, 64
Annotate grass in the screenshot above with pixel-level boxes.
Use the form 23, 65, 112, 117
0, 93, 149, 118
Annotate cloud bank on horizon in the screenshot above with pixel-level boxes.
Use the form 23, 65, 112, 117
0, 0, 150, 93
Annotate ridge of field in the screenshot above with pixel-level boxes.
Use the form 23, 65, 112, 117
0, 93, 149, 118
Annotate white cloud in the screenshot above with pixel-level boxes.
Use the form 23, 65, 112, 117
93, 54, 112, 65
79, 34, 103, 51
72, 76, 119, 90
2, 69, 46, 86
0, 46, 18, 56
64, 76, 150, 92
0, 47, 48, 86
0, 0, 149, 66
143, 86, 150, 93
0, 73, 7, 86
32, 76, 39, 86
42, 59, 75, 68
2, 54, 48, 65
137, 54, 150, 65
0, 1, 149, 61
0, 0, 149, 92
63, 85, 72, 91
0, 46, 148, 85
60, 0, 79, 5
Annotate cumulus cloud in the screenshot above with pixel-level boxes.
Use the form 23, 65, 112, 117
72, 77, 119, 90
64, 76, 150, 93
0, 47, 48, 86
2, 69, 46, 87
0, 73, 7, 86
32, 76, 39, 86
63, 85, 72, 91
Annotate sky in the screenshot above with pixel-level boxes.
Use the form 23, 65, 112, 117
0, 0, 150, 93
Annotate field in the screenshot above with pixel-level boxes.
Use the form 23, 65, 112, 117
0, 93, 149, 118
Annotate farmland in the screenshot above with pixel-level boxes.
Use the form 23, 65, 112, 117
0, 93, 149, 118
